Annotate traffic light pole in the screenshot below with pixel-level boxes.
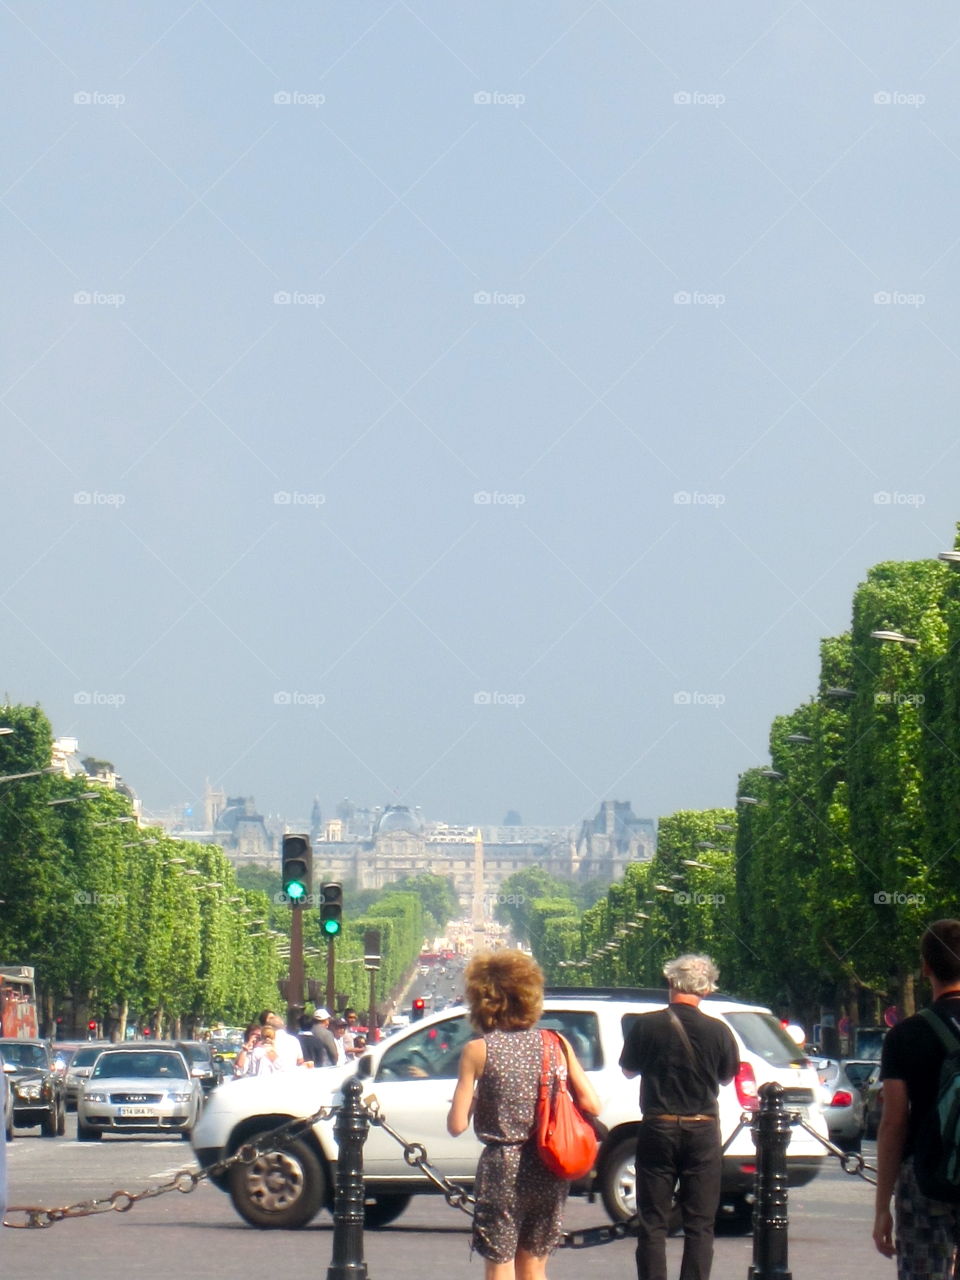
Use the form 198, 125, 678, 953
326, 934, 335, 1013
287, 905, 305, 1029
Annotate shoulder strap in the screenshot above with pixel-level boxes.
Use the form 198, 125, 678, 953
919, 1007, 960, 1055
667, 1008, 697, 1065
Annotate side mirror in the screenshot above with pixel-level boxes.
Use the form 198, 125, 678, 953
2, 1062, 16, 1074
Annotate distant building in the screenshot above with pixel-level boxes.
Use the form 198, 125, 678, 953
572, 801, 655, 879
51, 737, 141, 814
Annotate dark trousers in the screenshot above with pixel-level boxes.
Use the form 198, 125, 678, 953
634, 1117, 722, 1280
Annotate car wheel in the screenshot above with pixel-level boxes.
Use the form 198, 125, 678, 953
77, 1119, 102, 1141
5, 1116, 12, 1143
600, 1135, 640, 1222
41, 1103, 58, 1137
716, 1195, 754, 1235
228, 1133, 326, 1229
180, 1128, 193, 1141
363, 1193, 412, 1228
56, 1100, 66, 1136
842, 1131, 862, 1154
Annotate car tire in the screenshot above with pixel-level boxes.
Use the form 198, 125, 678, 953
4, 1116, 12, 1143
227, 1132, 326, 1229
56, 1100, 66, 1136
363, 1193, 412, 1228
716, 1195, 754, 1235
599, 1135, 640, 1222
77, 1119, 102, 1141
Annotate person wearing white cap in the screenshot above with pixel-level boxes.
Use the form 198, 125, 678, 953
298, 1010, 337, 1066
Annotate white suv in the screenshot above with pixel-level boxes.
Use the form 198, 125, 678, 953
192, 987, 828, 1231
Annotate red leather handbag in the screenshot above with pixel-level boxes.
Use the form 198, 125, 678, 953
534, 1029, 599, 1180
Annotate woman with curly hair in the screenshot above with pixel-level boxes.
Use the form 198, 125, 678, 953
447, 950, 601, 1280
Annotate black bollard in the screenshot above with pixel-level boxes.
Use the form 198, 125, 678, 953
748, 1081, 792, 1280
327, 1075, 369, 1280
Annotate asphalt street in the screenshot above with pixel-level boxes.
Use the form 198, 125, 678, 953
2, 1116, 885, 1280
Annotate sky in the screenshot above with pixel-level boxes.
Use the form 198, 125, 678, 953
3, 2, 959, 831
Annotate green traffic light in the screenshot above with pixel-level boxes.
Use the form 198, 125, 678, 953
322, 917, 341, 936
286, 880, 307, 902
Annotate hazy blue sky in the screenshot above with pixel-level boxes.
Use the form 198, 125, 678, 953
3, 2, 959, 829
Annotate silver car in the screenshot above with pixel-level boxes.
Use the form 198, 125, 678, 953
811, 1057, 866, 1150
77, 1047, 202, 1141
65, 1042, 111, 1109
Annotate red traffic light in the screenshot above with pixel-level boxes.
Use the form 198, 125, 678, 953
412, 997, 425, 1021
87, 1019, 96, 1031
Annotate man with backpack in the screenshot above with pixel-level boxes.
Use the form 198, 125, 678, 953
874, 918, 960, 1278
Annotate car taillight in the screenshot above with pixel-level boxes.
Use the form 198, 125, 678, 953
830, 1090, 854, 1108
735, 1062, 759, 1111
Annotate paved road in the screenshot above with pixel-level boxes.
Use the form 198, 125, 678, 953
3, 1118, 887, 1280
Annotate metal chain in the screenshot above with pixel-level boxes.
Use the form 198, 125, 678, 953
791, 1117, 877, 1185
2, 1104, 339, 1229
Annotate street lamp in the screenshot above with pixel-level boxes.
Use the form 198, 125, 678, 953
47, 791, 99, 806
871, 629, 919, 646
0, 766, 60, 783
824, 687, 855, 699
93, 816, 135, 827
737, 796, 761, 806
759, 769, 784, 780
785, 733, 812, 744
681, 859, 714, 870
0, 728, 13, 736
938, 551, 960, 564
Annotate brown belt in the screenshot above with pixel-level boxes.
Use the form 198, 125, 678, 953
646, 1113, 716, 1122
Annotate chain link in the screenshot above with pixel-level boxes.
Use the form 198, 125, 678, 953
2, 1104, 339, 1229
790, 1116, 877, 1185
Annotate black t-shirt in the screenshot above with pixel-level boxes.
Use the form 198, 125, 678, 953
297, 1029, 335, 1067
880, 993, 960, 1155
619, 1003, 740, 1118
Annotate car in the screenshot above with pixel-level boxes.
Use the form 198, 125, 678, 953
810, 1057, 866, 1150
864, 1065, 883, 1138
0, 1038, 66, 1137
0, 1050, 13, 1141
192, 986, 829, 1232
76, 1044, 203, 1141
51, 1043, 81, 1076
175, 1041, 224, 1096
64, 1042, 111, 1109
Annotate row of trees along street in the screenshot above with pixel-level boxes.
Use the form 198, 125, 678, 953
499, 528, 960, 1037
0, 705, 452, 1036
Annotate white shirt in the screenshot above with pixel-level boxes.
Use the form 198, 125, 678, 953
273, 1027, 304, 1070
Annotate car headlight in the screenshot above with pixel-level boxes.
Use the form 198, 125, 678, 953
83, 1092, 108, 1103
167, 1092, 193, 1103
17, 1083, 42, 1100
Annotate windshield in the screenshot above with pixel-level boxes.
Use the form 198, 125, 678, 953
0, 1043, 48, 1069
92, 1052, 188, 1080
72, 1046, 106, 1068
724, 1012, 808, 1067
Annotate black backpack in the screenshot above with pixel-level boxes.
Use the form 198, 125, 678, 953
913, 1008, 960, 1202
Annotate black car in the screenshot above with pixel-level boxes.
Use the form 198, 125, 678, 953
0, 1038, 66, 1137
174, 1041, 223, 1096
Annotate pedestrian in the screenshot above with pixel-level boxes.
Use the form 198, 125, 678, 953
620, 954, 739, 1280
258, 1009, 304, 1069
233, 1023, 262, 1077
342, 1008, 360, 1057
873, 918, 960, 1279
301, 1009, 337, 1067
329, 1018, 349, 1066
251, 1025, 281, 1075
447, 950, 600, 1280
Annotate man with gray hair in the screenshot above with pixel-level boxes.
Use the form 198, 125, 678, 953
620, 954, 739, 1280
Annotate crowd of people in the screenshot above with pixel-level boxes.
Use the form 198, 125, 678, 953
232, 1007, 368, 1076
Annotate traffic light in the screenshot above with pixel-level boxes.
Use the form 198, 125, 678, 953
282, 833, 313, 905
87, 1019, 96, 1033
319, 882, 343, 937
411, 997, 425, 1021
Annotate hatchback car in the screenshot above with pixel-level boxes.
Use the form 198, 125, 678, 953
0, 1039, 66, 1137
192, 986, 828, 1231
810, 1057, 866, 1150
175, 1041, 224, 1096
77, 1046, 202, 1140
64, 1042, 111, 1109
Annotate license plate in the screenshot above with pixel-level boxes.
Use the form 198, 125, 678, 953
118, 1107, 153, 1117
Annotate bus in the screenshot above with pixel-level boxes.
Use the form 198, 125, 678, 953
0, 966, 39, 1038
